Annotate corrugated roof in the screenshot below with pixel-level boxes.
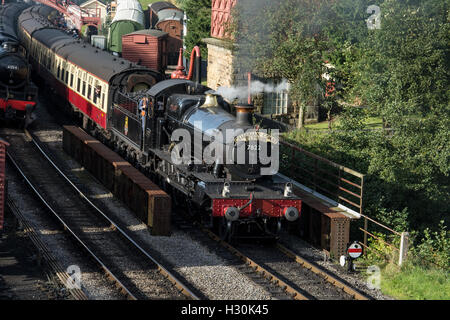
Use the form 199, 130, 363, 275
111, 0, 144, 26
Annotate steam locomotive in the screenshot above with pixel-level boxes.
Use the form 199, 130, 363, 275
0, 2, 38, 127
17, 5, 301, 240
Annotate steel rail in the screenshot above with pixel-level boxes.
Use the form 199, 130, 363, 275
24, 129, 199, 300
276, 243, 370, 300
6, 151, 137, 300
6, 198, 89, 300
199, 226, 309, 300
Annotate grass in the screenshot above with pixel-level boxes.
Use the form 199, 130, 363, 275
304, 116, 383, 130
378, 263, 450, 300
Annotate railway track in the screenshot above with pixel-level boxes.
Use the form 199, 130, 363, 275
1, 128, 199, 300
5, 198, 88, 300
275, 243, 369, 300
173, 210, 371, 300
201, 227, 369, 300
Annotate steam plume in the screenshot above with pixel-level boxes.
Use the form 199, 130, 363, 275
215, 79, 289, 102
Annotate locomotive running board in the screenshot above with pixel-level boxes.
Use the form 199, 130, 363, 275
277, 173, 361, 219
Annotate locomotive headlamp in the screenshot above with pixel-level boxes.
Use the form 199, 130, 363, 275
284, 182, 293, 197
224, 206, 240, 221
284, 207, 299, 222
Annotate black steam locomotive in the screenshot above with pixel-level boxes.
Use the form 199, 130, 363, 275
111, 80, 302, 240
0, 2, 37, 127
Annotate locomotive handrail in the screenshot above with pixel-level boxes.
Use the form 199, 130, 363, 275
112, 101, 139, 120
114, 92, 140, 118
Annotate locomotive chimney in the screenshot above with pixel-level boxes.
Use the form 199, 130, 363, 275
235, 103, 255, 126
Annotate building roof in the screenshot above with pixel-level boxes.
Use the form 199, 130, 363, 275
125, 29, 168, 38
156, 8, 183, 22
149, 1, 178, 13
80, 0, 107, 8
111, 0, 144, 26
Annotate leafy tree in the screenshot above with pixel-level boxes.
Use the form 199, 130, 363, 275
232, 0, 449, 237
283, 0, 449, 245
178, 0, 211, 58
233, 0, 338, 128
347, 0, 450, 227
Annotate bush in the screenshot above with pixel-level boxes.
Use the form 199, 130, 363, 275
412, 221, 450, 269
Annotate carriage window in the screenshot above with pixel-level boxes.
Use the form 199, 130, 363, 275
93, 86, 98, 104
57, 65, 60, 79
77, 78, 81, 92
102, 93, 105, 109
87, 85, 92, 100
65, 70, 69, 83
82, 81, 86, 96
70, 74, 74, 87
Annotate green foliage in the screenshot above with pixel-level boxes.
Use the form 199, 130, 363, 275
277, 2, 449, 301
412, 221, 450, 269
233, 0, 336, 111
360, 232, 399, 266
178, 0, 211, 58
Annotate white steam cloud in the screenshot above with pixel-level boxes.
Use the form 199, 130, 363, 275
215, 79, 289, 102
